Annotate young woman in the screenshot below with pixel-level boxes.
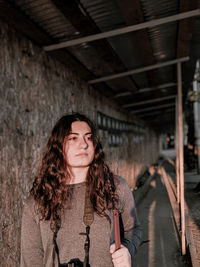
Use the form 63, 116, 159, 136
20, 113, 142, 267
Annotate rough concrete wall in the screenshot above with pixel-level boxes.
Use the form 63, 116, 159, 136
101, 128, 158, 189
0, 21, 159, 266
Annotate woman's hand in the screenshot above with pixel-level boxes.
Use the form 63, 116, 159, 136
110, 243, 131, 267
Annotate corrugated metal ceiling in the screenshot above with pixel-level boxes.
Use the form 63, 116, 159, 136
3, 0, 200, 132
12, 0, 79, 40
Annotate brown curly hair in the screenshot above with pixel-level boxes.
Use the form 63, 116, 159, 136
30, 113, 117, 232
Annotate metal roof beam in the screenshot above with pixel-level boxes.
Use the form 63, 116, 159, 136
138, 111, 162, 118
113, 82, 176, 98
135, 82, 177, 94
130, 103, 175, 114
113, 92, 132, 98
88, 57, 189, 84
138, 108, 175, 118
44, 9, 200, 51
123, 95, 176, 108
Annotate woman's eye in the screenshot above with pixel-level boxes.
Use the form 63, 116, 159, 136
69, 136, 77, 141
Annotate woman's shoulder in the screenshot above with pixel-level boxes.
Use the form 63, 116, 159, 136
114, 175, 132, 196
114, 175, 130, 188
113, 175, 133, 212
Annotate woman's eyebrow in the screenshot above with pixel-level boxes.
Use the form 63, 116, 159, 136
69, 132, 79, 135
69, 132, 92, 135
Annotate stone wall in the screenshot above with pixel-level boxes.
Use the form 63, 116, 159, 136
0, 20, 159, 266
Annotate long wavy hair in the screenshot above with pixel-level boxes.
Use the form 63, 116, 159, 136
31, 113, 117, 232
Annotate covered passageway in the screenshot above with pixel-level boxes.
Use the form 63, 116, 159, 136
0, 0, 200, 266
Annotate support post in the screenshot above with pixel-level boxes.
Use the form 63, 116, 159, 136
175, 97, 180, 204
177, 62, 186, 255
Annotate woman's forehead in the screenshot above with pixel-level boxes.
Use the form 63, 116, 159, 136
70, 121, 91, 133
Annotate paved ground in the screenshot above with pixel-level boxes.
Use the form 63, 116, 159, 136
133, 171, 190, 267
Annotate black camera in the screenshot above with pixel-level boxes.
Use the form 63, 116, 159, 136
59, 258, 90, 267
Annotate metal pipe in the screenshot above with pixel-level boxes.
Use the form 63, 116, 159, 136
193, 79, 200, 173
177, 62, 186, 255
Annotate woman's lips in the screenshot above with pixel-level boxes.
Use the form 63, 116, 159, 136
76, 153, 88, 157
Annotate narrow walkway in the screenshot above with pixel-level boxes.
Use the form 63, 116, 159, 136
133, 171, 189, 267
160, 149, 200, 267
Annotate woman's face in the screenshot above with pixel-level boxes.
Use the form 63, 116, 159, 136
64, 121, 95, 169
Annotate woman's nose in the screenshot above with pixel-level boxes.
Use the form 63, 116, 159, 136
79, 137, 88, 148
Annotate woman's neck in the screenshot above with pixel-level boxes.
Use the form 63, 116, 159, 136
68, 166, 89, 184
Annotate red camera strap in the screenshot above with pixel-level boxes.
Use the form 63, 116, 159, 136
113, 208, 121, 250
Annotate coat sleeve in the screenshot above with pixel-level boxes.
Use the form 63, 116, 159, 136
118, 178, 142, 261
20, 198, 44, 267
